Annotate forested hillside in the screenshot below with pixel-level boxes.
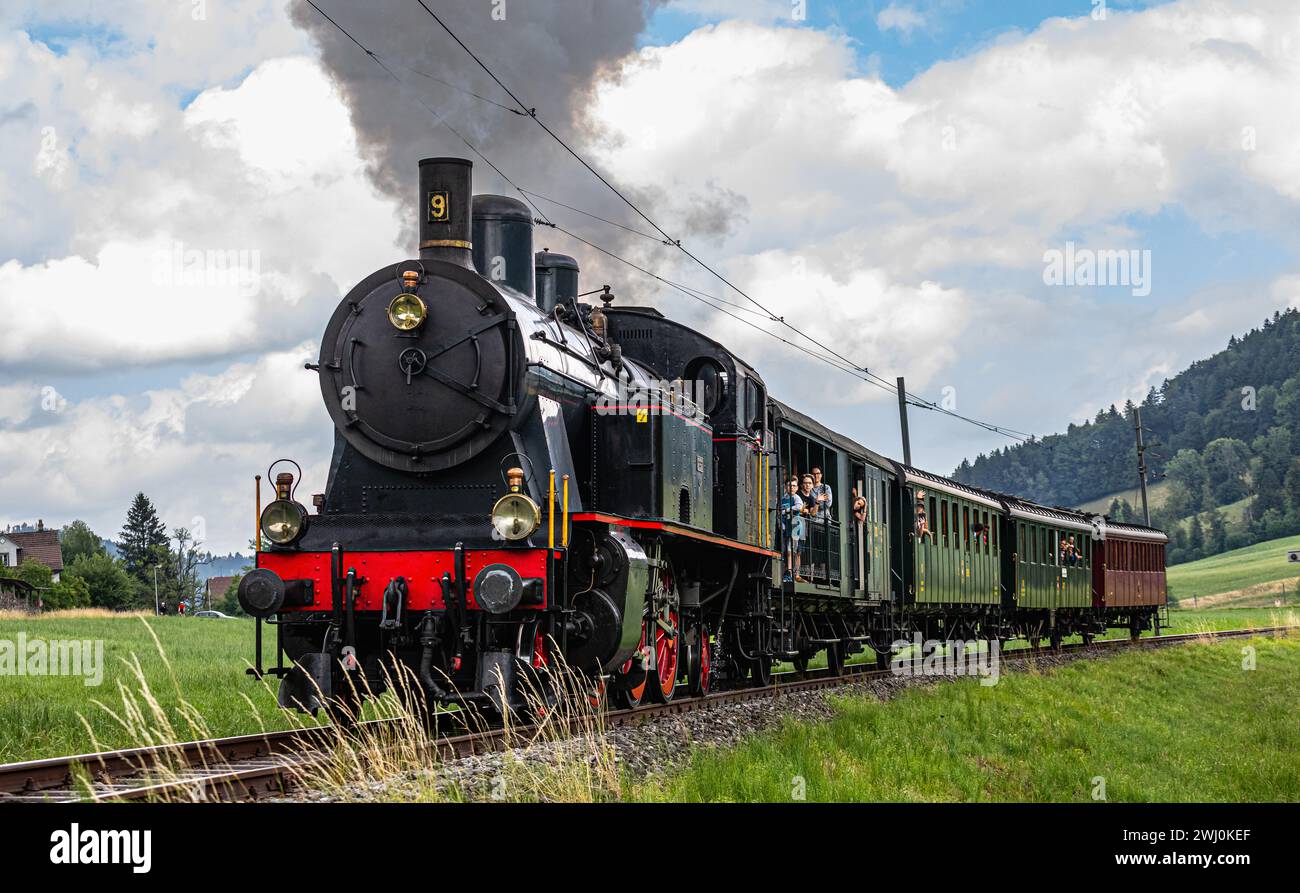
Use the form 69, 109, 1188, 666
953, 308, 1300, 564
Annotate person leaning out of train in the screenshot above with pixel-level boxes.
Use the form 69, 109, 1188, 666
914, 491, 934, 542
810, 467, 833, 521
1062, 535, 1080, 566
779, 477, 807, 582
851, 488, 867, 524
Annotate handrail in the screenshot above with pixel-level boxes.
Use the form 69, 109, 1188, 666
562, 474, 570, 548
548, 468, 556, 550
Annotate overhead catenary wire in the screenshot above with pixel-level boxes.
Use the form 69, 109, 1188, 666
310, 1, 1031, 444
408, 1, 1033, 444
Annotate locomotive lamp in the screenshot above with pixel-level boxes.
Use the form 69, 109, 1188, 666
260, 471, 309, 546
492, 468, 540, 541
388, 292, 428, 331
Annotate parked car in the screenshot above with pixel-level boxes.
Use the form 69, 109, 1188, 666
194, 610, 235, 619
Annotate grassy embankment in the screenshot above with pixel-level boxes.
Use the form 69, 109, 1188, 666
632, 630, 1300, 802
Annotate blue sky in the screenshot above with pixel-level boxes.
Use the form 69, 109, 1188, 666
645, 0, 1172, 86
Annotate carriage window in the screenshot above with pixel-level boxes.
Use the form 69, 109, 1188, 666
953, 503, 961, 548
962, 507, 971, 551
992, 519, 999, 552
929, 496, 938, 542
982, 511, 990, 555
941, 499, 950, 546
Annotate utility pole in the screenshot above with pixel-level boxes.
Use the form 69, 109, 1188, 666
153, 564, 160, 616
896, 377, 913, 467
1134, 407, 1151, 527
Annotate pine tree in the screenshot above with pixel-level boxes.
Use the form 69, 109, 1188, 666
118, 493, 169, 584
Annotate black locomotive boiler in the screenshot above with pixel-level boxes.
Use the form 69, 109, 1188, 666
238, 156, 1167, 718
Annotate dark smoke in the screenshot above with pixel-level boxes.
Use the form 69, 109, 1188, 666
292, 0, 745, 300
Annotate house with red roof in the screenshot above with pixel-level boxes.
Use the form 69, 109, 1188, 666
0, 520, 65, 582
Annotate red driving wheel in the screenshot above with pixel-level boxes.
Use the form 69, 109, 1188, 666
688, 622, 711, 697
649, 608, 679, 703
612, 625, 647, 709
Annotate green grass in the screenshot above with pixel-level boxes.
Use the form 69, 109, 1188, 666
0, 612, 293, 763
1167, 533, 1300, 604
1, 597, 1293, 766
631, 633, 1300, 802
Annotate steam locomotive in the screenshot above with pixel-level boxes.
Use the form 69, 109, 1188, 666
237, 156, 1168, 718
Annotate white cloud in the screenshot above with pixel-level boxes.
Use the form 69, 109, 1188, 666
0, 51, 402, 372
877, 4, 926, 36
587, 3, 1300, 432
0, 345, 329, 553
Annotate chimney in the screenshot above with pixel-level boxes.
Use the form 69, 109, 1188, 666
37, 519, 43, 532
418, 157, 474, 268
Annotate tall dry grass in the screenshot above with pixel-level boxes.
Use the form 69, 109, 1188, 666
69, 628, 619, 803
288, 647, 620, 803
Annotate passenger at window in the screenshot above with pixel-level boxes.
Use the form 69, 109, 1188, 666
972, 520, 987, 545
1064, 535, 1080, 566
851, 488, 868, 524
779, 477, 807, 582
799, 474, 816, 515
810, 467, 833, 520
914, 492, 934, 542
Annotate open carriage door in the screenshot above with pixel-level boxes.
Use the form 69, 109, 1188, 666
852, 462, 867, 597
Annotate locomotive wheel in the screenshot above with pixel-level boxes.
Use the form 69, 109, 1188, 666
611, 626, 648, 709
826, 641, 844, 677
749, 655, 773, 688
647, 609, 680, 703
686, 623, 712, 697
324, 680, 364, 731
792, 651, 810, 676
612, 673, 647, 709
588, 676, 609, 712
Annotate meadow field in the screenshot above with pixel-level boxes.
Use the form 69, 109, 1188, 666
0, 600, 1295, 764
1165, 534, 1300, 605
0, 611, 295, 763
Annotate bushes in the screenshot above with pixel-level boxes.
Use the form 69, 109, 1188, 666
64, 552, 135, 610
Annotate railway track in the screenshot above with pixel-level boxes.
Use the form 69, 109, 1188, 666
1, 625, 1291, 803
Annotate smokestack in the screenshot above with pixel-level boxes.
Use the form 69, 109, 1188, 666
418, 157, 473, 267
472, 195, 535, 297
